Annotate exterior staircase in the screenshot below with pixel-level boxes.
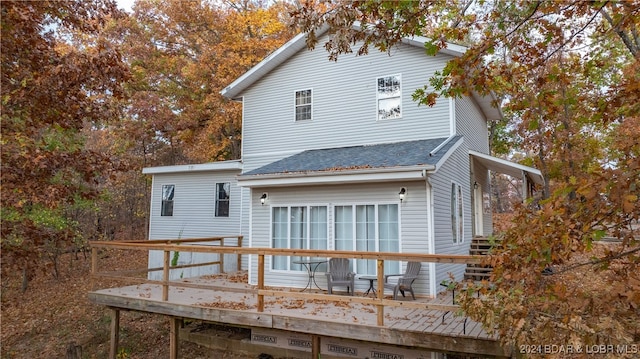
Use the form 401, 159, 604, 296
464, 236, 500, 281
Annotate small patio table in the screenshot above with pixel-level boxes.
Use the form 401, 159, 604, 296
358, 275, 378, 297
292, 259, 327, 292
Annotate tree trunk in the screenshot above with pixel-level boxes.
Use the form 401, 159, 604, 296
21, 268, 29, 293
66, 342, 82, 359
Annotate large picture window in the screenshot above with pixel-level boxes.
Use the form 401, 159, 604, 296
334, 204, 400, 275
215, 182, 230, 217
295, 89, 312, 121
451, 183, 464, 243
272, 206, 328, 271
161, 184, 175, 216
377, 75, 401, 120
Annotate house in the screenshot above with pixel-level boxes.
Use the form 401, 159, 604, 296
144, 27, 543, 295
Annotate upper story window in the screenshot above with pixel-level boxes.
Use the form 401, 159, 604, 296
295, 89, 312, 121
377, 75, 402, 120
215, 182, 230, 217
161, 184, 175, 216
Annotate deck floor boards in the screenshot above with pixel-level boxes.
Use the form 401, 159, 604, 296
89, 271, 504, 356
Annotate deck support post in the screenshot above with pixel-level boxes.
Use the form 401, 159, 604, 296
170, 317, 181, 359
237, 236, 243, 271
377, 259, 385, 326
257, 253, 265, 312
219, 238, 225, 273
108, 308, 120, 359
163, 250, 170, 301
312, 335, 321, 358
91, 247, 98, 291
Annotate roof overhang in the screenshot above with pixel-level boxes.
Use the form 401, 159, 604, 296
142, 160, 242, 175
237, 165, 432, 188
469, 150, 544, 185
220, 29, 314, 100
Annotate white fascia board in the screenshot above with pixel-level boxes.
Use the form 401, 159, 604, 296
400, 35, 467, 57
220, 26, 329, 100
469, 150, 544, 185
142, 160, 243, 175
236, 165, 433, 188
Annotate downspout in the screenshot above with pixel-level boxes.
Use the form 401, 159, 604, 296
147, 175, 155, 240
425, 176, 437, 297
247, 189, 255, 285
449, 97, 456, 136
238, 180, 245, 272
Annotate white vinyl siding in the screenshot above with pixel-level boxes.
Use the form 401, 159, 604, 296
430, 144, 472, 288
147, 170, 243, 279
455, 96, 490, 153
248, 182, 430, 294
240, 35, 453, 163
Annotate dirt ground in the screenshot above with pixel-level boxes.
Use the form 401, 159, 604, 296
0, 249, 254, 359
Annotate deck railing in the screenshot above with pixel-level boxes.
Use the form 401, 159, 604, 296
90, 237, 481, 326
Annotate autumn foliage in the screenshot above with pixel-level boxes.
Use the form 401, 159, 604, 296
2, 0, 638, 356
1, 0, 129, 285
1, 0, 294, 290
292, 0, 639, 356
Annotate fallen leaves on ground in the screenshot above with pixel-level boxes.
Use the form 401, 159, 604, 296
0, 249, 252, 359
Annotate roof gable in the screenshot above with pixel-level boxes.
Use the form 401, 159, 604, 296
220, 27, 501, 120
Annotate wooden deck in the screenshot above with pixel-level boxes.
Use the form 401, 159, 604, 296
88, 238, 509, 358
89, 271, 506, 358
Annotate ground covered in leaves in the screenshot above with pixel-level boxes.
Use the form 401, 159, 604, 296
0, 249, 252, 359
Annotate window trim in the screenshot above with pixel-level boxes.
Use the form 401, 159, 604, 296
214, 182, 230, 217
294, 88, 313, 122
376, 74, 402, 121
161, 184, 175, 217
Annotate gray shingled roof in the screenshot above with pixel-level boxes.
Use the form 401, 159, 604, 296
243, 136, 461, 176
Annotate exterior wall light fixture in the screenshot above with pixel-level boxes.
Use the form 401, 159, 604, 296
260, 193, 268, 205
399, 188, 407, 202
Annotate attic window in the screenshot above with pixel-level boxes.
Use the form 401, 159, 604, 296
377, 75, 401, 120
295, 89, 312, 121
